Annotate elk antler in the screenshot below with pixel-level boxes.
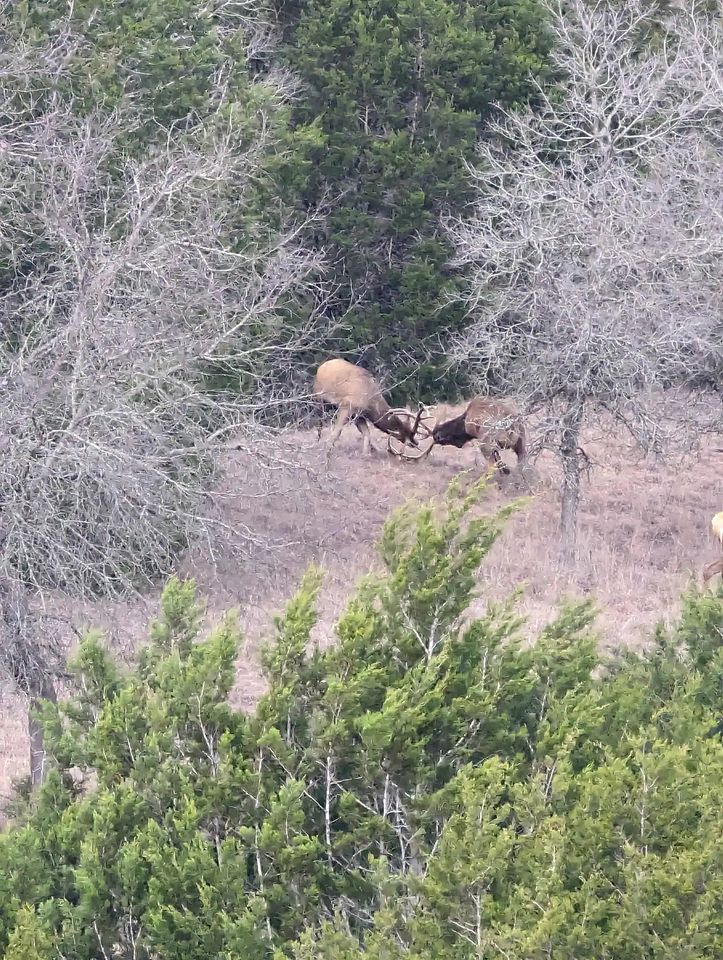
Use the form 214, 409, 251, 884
386, 405, 436, 459
412, 405, 435, 440
387, 434, 436, 460
387, 406, 435, 440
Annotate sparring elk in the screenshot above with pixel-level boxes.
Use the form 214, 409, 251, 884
429, 397, 527, 475
702, 511, 723, 585
312, 358, 430, 457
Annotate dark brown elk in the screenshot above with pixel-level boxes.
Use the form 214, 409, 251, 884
702, 511, 723, 585
312, 358, 430, 456
430, 397, 526, 474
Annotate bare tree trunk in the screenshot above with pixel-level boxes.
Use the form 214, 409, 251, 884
0, 573, 58, 788
559, 407, 583, 568
28, 674, 58, 788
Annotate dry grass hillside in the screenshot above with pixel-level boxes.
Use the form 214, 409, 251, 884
0, 418, 721, 798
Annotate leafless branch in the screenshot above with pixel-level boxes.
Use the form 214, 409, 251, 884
0, 4, 330, 777
446, 0, 723, 561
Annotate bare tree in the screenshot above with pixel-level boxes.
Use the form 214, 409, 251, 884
447, 0, 723, 565
0, 13, 327, 783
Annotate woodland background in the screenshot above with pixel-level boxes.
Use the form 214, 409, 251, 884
0, 0, 721, 956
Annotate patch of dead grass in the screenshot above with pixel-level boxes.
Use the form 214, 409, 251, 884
0, 418, 720, 801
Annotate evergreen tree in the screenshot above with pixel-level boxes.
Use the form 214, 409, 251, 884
276, 0, 552, 399
0, 488, 721, 958
11, 0, 275, 133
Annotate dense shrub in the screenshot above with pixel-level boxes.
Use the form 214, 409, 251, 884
274, 0, 552, 400
1, 485, 721, 958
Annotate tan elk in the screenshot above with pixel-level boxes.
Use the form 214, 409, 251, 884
702, 511, 723, 585
428, 397, 527, 474
312, 358, 430, 456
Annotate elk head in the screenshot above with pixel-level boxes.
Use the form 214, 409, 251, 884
431, 412, 469, 448
385, 406, 435, 459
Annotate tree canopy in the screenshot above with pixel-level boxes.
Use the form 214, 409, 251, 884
447, 0, 723, 561
275, 0, 552, 399
1, 486, 722, 958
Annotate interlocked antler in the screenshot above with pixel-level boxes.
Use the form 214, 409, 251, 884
385, 405, 435, 459
387, 434, 436, 459
387, 406, 435, 439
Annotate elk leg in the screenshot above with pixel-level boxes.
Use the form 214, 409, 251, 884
492, 447, 511, 476
495, 450, 510, 477
315, 399, 330, 441
513, 435, 526, 467
480, 444, 510, 476
327, 407, 350, 453
478, 443, 507, 482
356, 418, 373, 456
703, 558, 723, 584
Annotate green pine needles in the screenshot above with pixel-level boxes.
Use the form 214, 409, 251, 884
1, 484, 722, 958
274, 0, 553, 399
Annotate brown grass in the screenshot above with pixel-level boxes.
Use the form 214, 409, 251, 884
0, 418, 720, 802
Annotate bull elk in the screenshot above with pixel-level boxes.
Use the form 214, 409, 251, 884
427, 397, 527, 475
702, 511, 723, 585
312, 358, 430, 457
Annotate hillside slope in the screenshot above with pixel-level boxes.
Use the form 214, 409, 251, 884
0, 420, 720, 797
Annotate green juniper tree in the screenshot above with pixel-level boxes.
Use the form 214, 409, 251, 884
0, 487, 721, 958
275, 0, 552, 400
10, 0, 276, 131
290, 592, 723, 959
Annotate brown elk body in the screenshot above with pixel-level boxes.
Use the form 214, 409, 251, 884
312, 358, 425, 456
432, 397, 526, 475
702, 511, 723, 584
